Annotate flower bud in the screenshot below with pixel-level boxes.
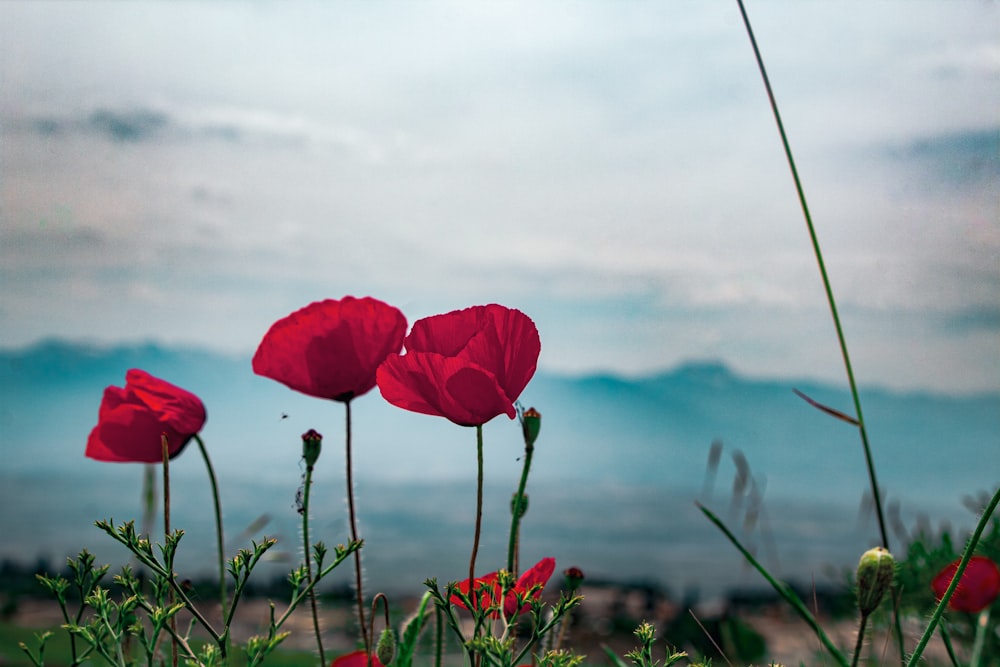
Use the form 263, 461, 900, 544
301, 429, 322, 467
856, 547, 895, 615
521, 407, 541, 448
376, 627, 396, 665
563, 566, 584, 591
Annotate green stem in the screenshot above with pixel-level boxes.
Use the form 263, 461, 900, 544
734, 0, 903, 660
851, 614, 868, 667
970, 607, 990, 667
367, 593, 391, 667
906, 485, 1000, 667
161, 435, 178, 667
938, 623, 960, 667
344, 399, 369, 652
467, 423, 485, 667
302, 460, 326, 666
435, 604, 444, 667
100, 517, 226, 651
699, 502, 850, 666
470, 425, 485, 600
507, 439, 534, 576
274, 543, 361, 628
141, 464, 156, 542
735, 0, 888, 554
194, 435, 227, 617
510, 601, 577, 667
135, 597, 200, 665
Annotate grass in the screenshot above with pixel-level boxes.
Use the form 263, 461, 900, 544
0, 618, 328, 667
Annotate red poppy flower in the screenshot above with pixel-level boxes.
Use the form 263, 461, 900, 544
253, 297, 407, 402
931, 555, 1000, 613
376, 304, 540, 426
330, 650, 384, 667
451, 557, 556, 617
85, 369, 206, 463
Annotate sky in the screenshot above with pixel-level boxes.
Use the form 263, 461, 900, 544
1, 1, 998, 393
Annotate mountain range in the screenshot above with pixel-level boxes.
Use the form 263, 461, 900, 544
1, 340, 997, 596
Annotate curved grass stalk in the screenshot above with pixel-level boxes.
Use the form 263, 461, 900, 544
699, 502, 850, 667
193, 435, 227, 616
734, 0, 889, 553
733, 0, 904, 658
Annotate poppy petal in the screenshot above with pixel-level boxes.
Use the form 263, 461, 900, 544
932, 555, 1000, 613
126, 369, 207, 437
450, 571, 501, 613
460, 305, 540, 402
377, 304, 539, 425
253, 297, 406, 401
504, 557, 556, 616
377, 353, 514, 426
330, 650, 384, 667
86, 371, 205, 464
405, 305, 485, 357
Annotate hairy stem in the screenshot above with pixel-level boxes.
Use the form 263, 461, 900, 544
470, 425, 485, 602
344, 399, 369, 652
302, 460, 325, 666
161, 435, 177, 667
851, 614, 868, 667
273, 543, 360, 629
435, 604, 444, 667
507, 437, 534, 576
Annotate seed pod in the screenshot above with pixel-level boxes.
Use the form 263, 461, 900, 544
856, 546, 895, 615
376, 628, 396, 665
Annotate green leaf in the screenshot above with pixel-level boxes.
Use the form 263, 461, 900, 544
602, 645, 633, 667
396, 591, 433, 667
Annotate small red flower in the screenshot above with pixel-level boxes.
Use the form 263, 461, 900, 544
376, 304, 540, 426
253, 297, 407, 402
931, 555, 1000, 613
451, 557, 556, 618
330, 650, 384, 667
86, 369, 206, 463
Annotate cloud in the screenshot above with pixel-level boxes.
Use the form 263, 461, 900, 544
943, 306, 1000, 335
1, 1, 998, 393
86, 108, 169, 143
890, 127, 1000, 188
18, 103, 429, 168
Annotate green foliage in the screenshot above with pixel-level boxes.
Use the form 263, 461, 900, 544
424, 576, 582, 667
19, 525, 360, 667
892, 511, 1000, 665
624, 622, 688, 667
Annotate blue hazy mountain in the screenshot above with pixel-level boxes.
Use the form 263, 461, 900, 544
1, 340, 997, 596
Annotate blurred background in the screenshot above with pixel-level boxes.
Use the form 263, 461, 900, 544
1, 1, 998, 599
